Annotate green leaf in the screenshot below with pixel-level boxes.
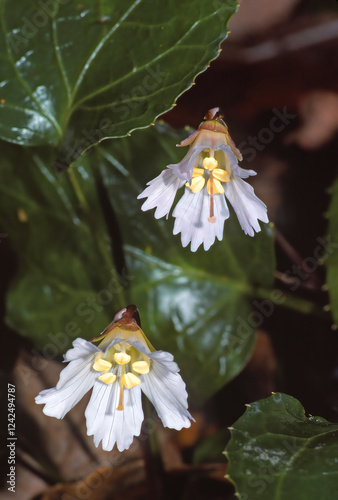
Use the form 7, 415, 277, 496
0, 143, 125, 349
326, 177, 338, 326
0, 123, 274, 402
225, 393, 338, 500
0, 0, 237, 155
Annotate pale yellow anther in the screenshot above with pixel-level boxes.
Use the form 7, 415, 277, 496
114, 352, 131, 365
98, 373, 117, 385
207, 179, 224, 195
93, 357, 113, 372
192, 167, 204, 177
213, 168, 230, 183
123, 372, 141, 389
203, 157, 218, 170
186, 176, 205, 193
132, 360, 150, 374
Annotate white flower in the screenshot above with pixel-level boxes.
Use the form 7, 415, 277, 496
138, 108, 268, 251
35, 306, 193, 452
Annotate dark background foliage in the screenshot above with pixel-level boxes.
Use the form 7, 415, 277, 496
1, 0, 338, 499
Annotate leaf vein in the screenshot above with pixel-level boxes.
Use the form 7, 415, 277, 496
0, 11, 62, 138
70, 0, 143, 104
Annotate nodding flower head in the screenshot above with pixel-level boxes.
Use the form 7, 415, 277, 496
138, 107, 268, 252
36, 305, 193, 452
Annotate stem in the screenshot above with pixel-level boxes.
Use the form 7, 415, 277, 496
274, 228, 321, 290
255, 286, 327, 318
274, 270, 317, 292
67, 168, 126, 310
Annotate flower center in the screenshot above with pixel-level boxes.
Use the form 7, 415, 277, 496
92, 342, 150, 411
185, 151, 230, 223
203, 157, 218, 170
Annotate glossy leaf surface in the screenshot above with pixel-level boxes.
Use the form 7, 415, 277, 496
0, 0, 237, 155
225, 393, 338, 499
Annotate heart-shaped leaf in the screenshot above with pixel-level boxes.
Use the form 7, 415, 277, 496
0, 0, 237, 159
225, 393, 338, 500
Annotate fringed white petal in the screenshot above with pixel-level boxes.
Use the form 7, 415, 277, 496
218, 145, 256, 178
168, 145, 206, 183
231, 164, 257, 179
138, 169, 184, 219
141, 350, 193, 430
98, 339, 193, 431
172, 188, 203, 250
201, 191, 229, 249
62, 337, 99, 363
36, 335, 193, 450
224, 176, 268, 236
35, 342, 99, 419
85, 379, 143, 452
172, 187, 229, 252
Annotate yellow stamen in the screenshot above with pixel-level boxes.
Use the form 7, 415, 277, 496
114, 352, 131, 365
92, 356, 113, 372
98, 373, 116, 385
203, 157, 218, 170
123, 372, 141, 389
207, 178, 224, 195
185, 159, 228, 220
213, 168, 230, 183
117, 366, 125, 411
192, 167, 204, 177
132, 360, 150, 374
186, 176, 205, 193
